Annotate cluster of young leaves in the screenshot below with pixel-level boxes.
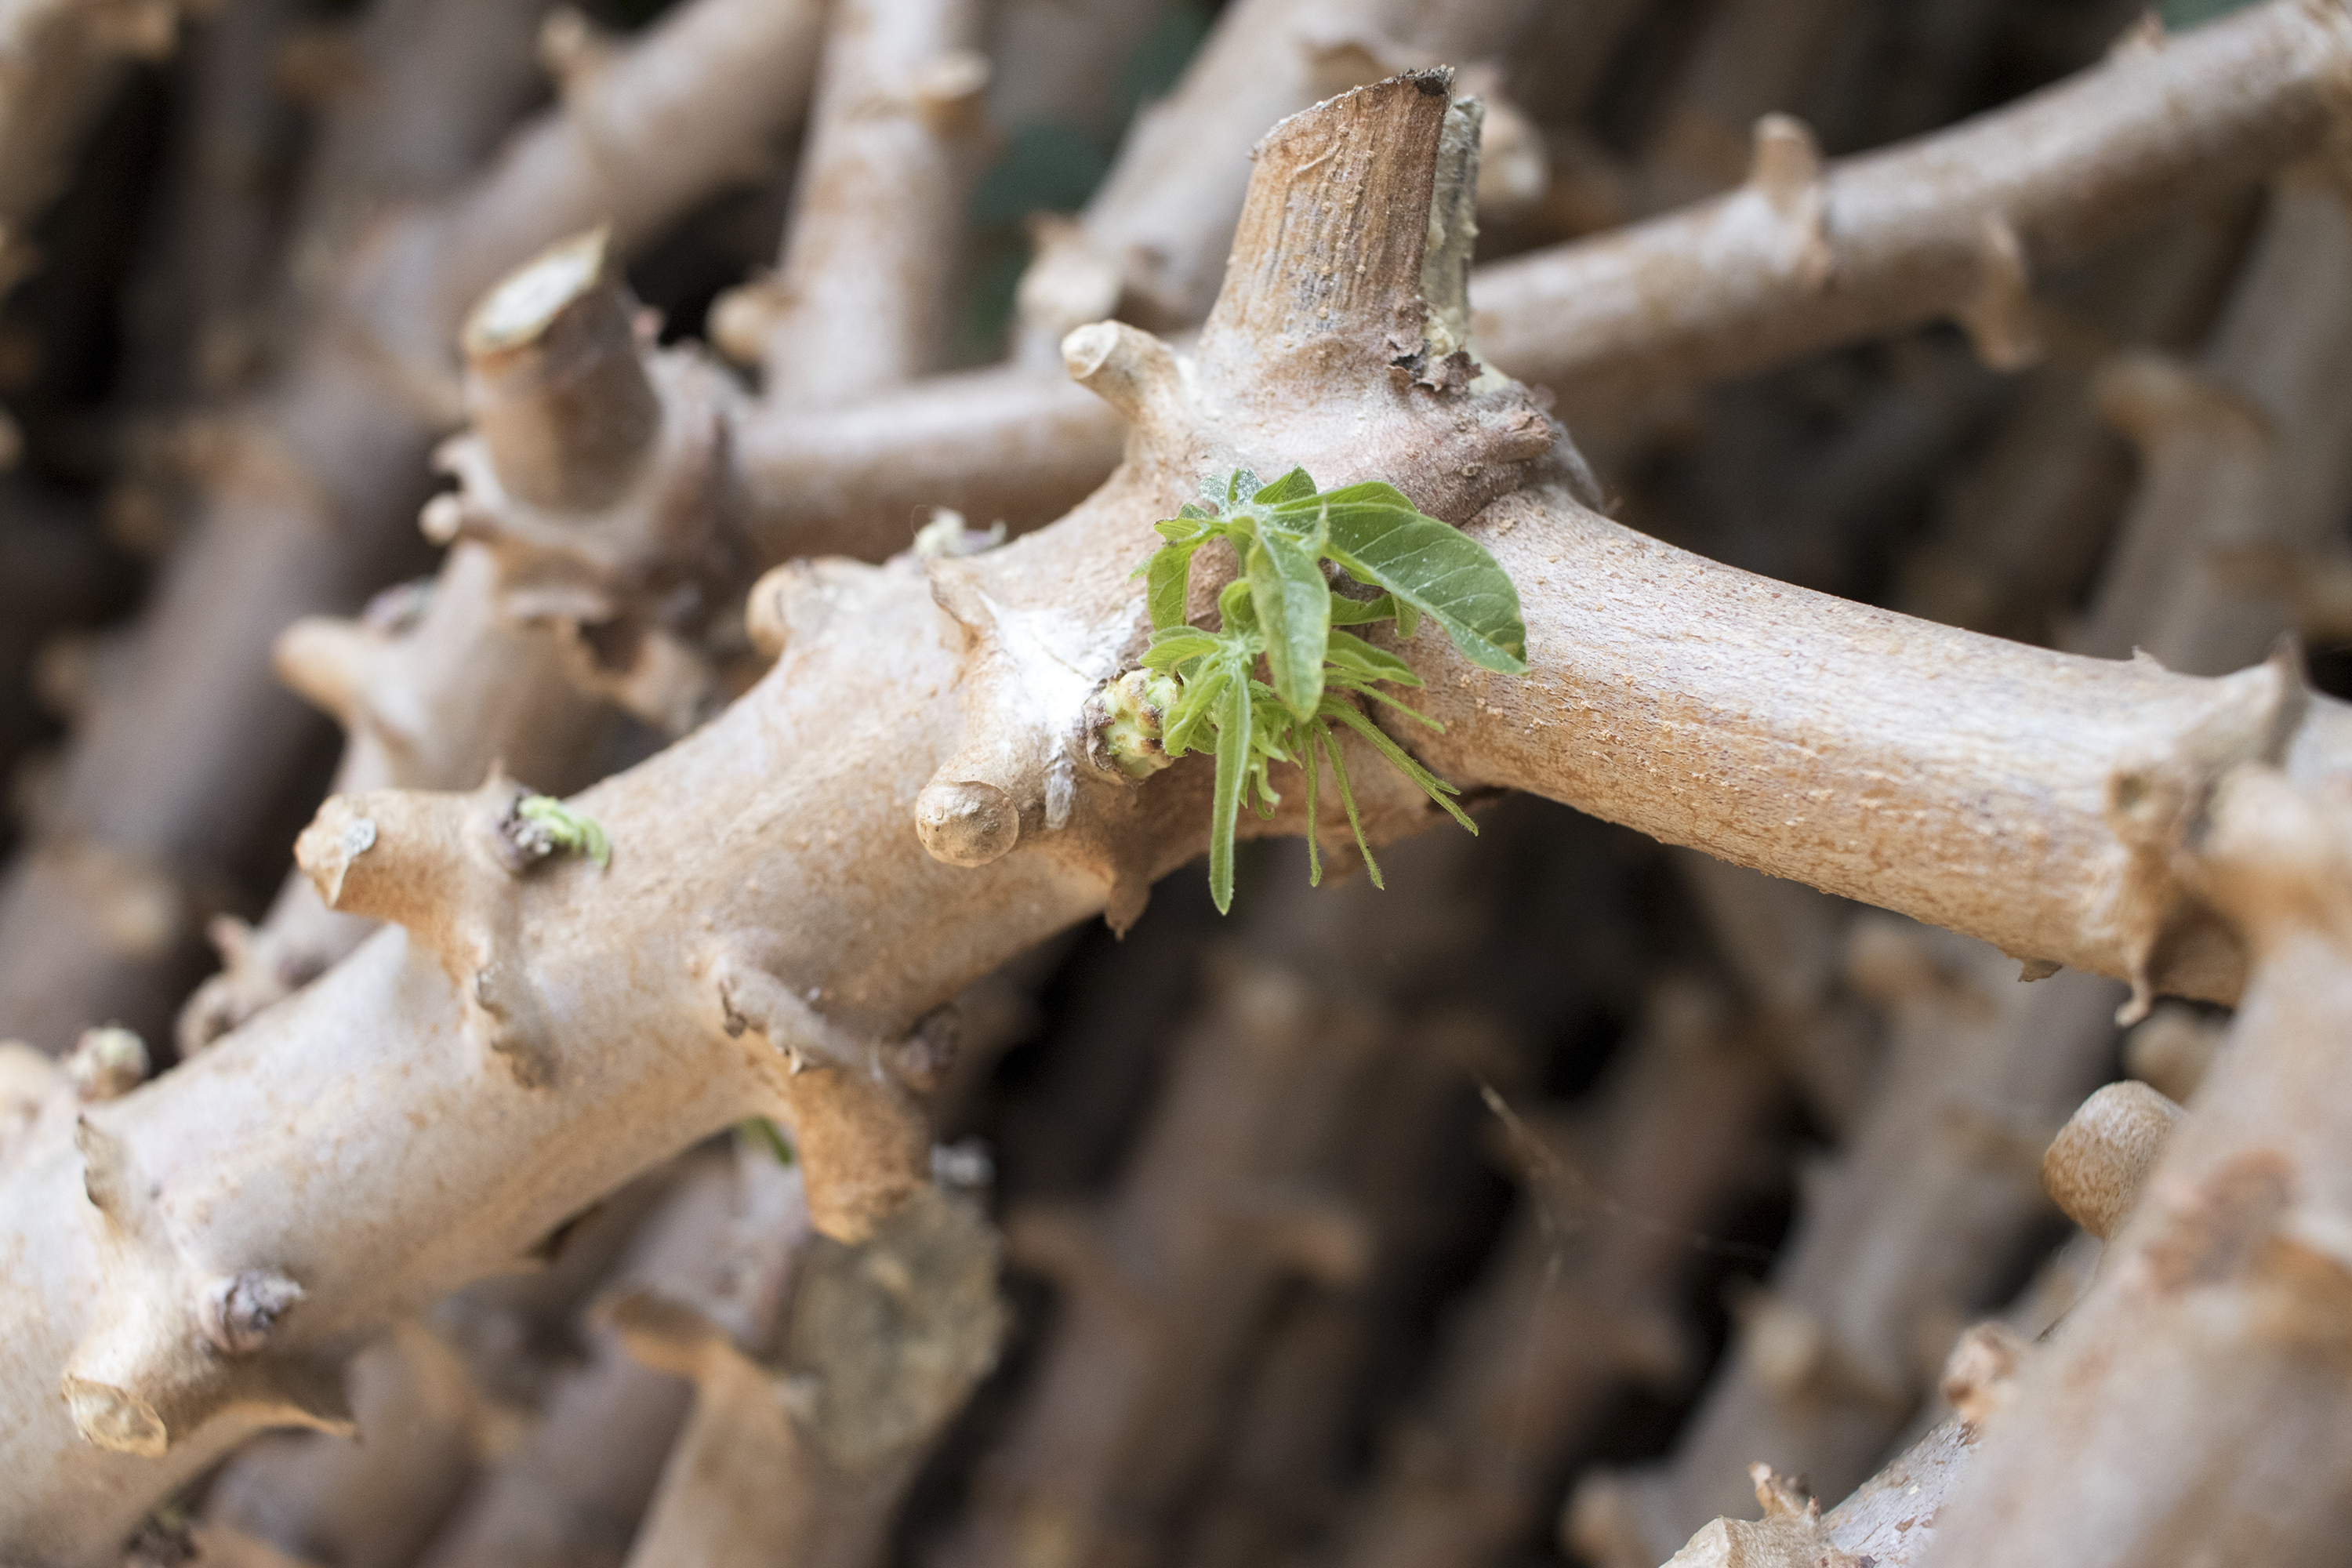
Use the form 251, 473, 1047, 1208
1137, 466, 1528, 912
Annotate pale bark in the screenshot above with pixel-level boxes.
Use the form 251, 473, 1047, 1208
1921, 759, 2352, 1566
1007, 0, 1386, 360
1574, 157, 2352, 1562
745, 0, 985, 403
411, 1153, 750, 1568
2077, 165, 2352, 678
614, 1175, 1000, 1568
736, 360, 1125, 559
778, 0, 2344, 564
1604, 168, 2352, 1559
0, 0, 826, 1054
1472, 0, 2352, 417
176, 230, 688, 1050
180, 0, 996, 1052
1612, 1076, 2173, 1568
0, 0, 556, 1054
1408, 492, 2350, 1005
198, 1324, 488, 1568
1567, 931, 2120, 1566
191, 1158, 685, 1567
175, 543, 612, 1051
2, 71, 2348, 1563
1007, 0, 1544, 364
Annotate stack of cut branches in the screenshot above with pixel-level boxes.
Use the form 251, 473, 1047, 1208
2, 0, 2349, 1564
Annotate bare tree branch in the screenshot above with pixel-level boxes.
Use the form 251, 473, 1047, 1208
2, 70, 2347, 1563
0, 0, 825, 1054
1473, 0, 2352, 416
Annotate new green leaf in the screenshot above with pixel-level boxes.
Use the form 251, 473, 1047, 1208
1310, 481, 1526, 673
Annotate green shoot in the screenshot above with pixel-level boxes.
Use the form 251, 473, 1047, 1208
515, 795, 612, 868
738, 1116, 796, 1165
1112, 466, 1526, 912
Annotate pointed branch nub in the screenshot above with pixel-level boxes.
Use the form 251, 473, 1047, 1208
294, 776, 564, 1083
199, 1271, 307, 1357
1955, 216, 2042, 371
1062, 321, 1182, 430
1747, 114, 1831, 289
713, 959, 936, 1242
75, 1115, 136, 1220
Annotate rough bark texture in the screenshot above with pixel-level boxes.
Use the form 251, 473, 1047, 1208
1473, 0, 2352, 416
696, 0, 2347, 571
0, 0, 825, 1054
1570, 930, 2118, 1564
749, 0, 983, 403
5, 45, 2352, 1568
616, 1177, 1002, 1568
1925, 757, 2352, 1566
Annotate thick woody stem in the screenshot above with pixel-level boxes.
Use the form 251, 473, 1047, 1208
735, 362, 1125, 560
1407, 493, 2352, 1008
1629, 1083, 2174, 1568
1472, 0, 2352, 416
397, 0, 826, 337
2076, 165, 2352, 678
199, 1324, 489, 1568
203, 1163, 691, 1566
1570, 926, 2122, 1563
1008, 0, 1543, 362
431, 234, 747, 737
0, 0, 825, 1054
772, 0, 2340, 563
613, 1183, 1001, 1568
412, 1153, 771, 1568
749, 0, 985, 403
1584, 164, 2352, 1562
1927, 762, 2352, 1566
179, 540, 613, 1054
459, 228, 661, 513
1009, 0, 1389, 358
2, 72, 2350, 1559
2042, 1080, 2185, 1243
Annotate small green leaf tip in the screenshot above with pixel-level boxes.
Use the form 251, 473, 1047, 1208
739, 1117, 796, 1165
1118, 465, 1527, 913
515, 795, 612, 868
